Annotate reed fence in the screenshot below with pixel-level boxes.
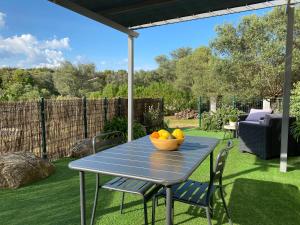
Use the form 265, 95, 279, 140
0, 98, 163, 160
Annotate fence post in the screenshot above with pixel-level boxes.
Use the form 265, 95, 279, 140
82, 97, 88, 139
198, 96, 202, 128
104, 97, 108, 122
40, 97, 47, 159
232, 96, 237, 109
118, 97, 122, 117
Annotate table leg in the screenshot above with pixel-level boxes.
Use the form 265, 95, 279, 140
80, 171, 86, 225
210, 151, 214, 217
166, 186, 173, 225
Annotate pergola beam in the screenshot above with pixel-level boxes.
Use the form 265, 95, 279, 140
49, 0, 139, 37
280, 0, 295, 172
131, 0, 300, 29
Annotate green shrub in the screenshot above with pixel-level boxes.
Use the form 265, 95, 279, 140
291, 81, 300, 119
143, 106, 168, 133
291, 120, 300, 142
135, 82, 193, 115
103, 117, 146, 141
228, 115, 238, 122
200, 106, 241, 131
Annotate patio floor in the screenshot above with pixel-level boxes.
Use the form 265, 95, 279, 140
1, 129, 300, 225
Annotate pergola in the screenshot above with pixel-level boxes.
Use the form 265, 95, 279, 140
49, 0, 299, 172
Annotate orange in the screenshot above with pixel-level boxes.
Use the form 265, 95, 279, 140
151, 131, 160, 139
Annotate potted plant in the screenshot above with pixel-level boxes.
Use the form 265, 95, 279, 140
228, 115, 238, 127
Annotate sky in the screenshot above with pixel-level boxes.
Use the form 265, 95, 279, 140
0, 0, 272, 71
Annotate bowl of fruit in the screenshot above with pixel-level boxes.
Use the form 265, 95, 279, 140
150, 129, 185, 151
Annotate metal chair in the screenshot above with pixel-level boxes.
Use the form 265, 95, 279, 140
152, 141, 233, 225
90, 131, 160, 225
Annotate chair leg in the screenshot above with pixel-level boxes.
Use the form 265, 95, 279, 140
209, 195, 214, 218
90, 174, 100, 225
143, 198, 148, 225
152, 196, 156, 225
205, 207, 212, 225
220, 187, 233, 225
172, 201, 174, 219
120, 192, 125, 214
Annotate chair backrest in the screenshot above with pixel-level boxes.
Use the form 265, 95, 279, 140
213, 140, 233, 184
204, 140, 233, 204
92, 131, 125, 154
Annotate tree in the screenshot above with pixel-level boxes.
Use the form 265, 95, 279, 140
0, 69, 39, 100
52, 62, 97, 97
175, 47, 219, 97
101, 83, 119, 98
211, 7, 300, 99
134, 70, 160, 86
155, 47, 192, 82
103, 69, 127, 85
140, 82, 192, 114
30, 68, 58, 97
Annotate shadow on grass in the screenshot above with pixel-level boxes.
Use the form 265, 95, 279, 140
0, 159, 143, 225
167, 178, 300, 225
227, 178, 300, 225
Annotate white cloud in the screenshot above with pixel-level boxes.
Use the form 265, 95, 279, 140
43, 37, 70, 49
0, 34, 70, 68
0, 12, 6, 28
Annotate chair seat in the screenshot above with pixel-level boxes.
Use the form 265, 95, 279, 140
156, 180, 216, 206
102, 177, 155, 195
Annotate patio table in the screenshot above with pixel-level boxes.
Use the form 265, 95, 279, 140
69, 135, 219, 225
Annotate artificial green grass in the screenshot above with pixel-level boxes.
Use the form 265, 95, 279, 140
183, 128, 225, 139
1, 130, 300, 225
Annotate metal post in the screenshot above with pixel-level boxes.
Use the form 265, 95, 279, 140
79, 171, 86, 225
40, 97, 47, 159
280, 1, 295, 172
104, 97, 108, 123
128, 35, 134, 142
166, 186, 173, 225
198, 97, 202, 128
82, 97, 88, 139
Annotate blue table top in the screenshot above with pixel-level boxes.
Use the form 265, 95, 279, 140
69, 135, 219, 186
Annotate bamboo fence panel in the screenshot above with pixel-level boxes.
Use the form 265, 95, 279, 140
0, 101, 41, 155
0, 98, 163, 160
45, 99, 84, 159
87, 99, 105, 139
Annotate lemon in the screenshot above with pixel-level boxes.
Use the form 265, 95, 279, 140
172, 129, 184, 139
158, 136, 168, 140
158, 129, 170, 139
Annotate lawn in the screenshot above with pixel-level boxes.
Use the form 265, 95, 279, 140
164, 116, 198, 128
1, 129, 300, 225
